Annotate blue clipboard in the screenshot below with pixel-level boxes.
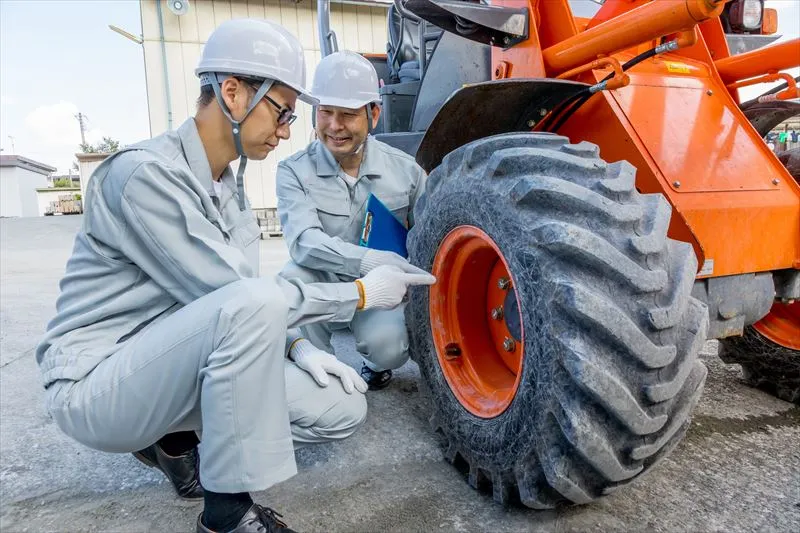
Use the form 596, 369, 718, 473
359, 194, 409, 257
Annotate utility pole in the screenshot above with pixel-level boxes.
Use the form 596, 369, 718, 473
74, 112, 87, 145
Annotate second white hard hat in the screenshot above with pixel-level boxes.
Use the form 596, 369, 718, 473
311, 51, 381, 109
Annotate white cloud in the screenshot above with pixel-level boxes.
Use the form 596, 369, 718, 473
25, 101, 83, 147
20, 101, 106, 172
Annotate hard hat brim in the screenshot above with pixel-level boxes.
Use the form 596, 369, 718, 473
315, 95, 381, 109
286, 83, 319, 106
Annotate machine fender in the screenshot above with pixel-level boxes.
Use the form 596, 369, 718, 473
415, 78, 588, 173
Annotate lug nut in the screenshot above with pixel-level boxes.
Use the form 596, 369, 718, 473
706, 89, 713, 96
673, 181, 681, 188
497, 277, 511, 290
772, 178, 780, 185
444, 343, 462, 360
503, 337, 516, 352
491, 306, 504, 320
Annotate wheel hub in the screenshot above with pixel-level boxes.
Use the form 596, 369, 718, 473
429, 225, 525, 418
753, 300, 800, 350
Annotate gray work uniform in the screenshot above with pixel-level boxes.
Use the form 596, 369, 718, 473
38, 119, 367, 494
276, 136, 426, 371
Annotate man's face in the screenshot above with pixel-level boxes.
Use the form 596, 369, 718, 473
315, 105, 378, 160
236, 82, 298, 161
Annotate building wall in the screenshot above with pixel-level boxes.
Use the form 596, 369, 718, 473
0, 168, 22, 218
139, 0, 390, 209
78, 155, 110, 199
20, 171, 47, 217
0, 167, 49, 218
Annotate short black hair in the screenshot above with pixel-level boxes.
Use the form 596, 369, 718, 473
196, 85, 215, 108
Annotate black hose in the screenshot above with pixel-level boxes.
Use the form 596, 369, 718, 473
543, 47, 660, 133
740, 75, 800, 110
538, 90, 590, 131
548, 92, 592, 133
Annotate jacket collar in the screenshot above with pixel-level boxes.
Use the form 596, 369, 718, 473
313, 135, 381, 180
176, 118, 235, 192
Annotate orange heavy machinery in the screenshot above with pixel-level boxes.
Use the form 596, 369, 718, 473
317, 0, 800, 507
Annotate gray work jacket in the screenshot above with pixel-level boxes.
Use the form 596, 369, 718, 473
276, 136, 426, 279
36, 119, 358, 388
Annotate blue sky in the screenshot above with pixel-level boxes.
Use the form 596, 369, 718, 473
0, 1, 149, 173
0, 0, 798, 174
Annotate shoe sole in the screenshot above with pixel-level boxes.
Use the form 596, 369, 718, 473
367, 376, 393, 391
132, 451, 204, 501
132, 450, 158, 469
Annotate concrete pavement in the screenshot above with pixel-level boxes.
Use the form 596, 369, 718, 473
1, 216, 798, 532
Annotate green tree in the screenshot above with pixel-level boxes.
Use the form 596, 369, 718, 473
52, 178, 73, 188
80, 137, 121, 154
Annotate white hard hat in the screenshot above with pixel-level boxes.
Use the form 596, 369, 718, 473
196, 19, 317, 105
311, 51, 381, 109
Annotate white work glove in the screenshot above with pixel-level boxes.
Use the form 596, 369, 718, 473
356, 264, 436, 310
290, 339, 368, 394
359, 249, 418, 276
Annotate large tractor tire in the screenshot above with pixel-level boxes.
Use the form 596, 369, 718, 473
406, 133, 709, 507
718, 305, 800, 404
718, 147, 800, 405
776, 147, 800, 180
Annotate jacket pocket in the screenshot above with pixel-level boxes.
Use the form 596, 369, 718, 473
312, 194, 351, 237
376, 192, 410, 227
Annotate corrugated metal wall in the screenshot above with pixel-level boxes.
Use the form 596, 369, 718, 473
140, 0, 389, 209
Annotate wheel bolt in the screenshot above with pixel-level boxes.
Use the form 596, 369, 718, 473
503, 337, 515, 352
445, 343, 462, 360
491, 306, 504, 320
497, 277, 511, 290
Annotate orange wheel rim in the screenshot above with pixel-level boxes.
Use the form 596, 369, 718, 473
429, 226, 524, 418
753, 300, 800, 350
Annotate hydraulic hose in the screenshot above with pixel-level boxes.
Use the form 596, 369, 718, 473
542, 46, 662, 133
740, 76, 800, 110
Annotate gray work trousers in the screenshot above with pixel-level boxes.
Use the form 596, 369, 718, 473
280, 261, 409, 372
45, 278, 367, 493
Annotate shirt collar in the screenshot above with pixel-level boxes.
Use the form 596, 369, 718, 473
313, 135, 381, 180
359, 136, 382, 179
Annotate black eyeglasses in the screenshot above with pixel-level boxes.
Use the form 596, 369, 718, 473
263, 93, 297, 126
245, 81, 296, 126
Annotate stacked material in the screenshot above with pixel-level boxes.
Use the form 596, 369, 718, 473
45, 194, 83, 215
257, 208, 282, 238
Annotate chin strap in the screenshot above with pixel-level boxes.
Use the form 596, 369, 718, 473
351, 104, 375, 156
202, 72, 273, 210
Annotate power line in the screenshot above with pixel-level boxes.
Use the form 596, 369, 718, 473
74, 112, 87, 145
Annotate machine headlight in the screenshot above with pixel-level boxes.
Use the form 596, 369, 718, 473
742, 0, 763, 30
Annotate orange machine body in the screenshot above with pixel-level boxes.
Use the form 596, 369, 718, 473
491, 0, 800, 278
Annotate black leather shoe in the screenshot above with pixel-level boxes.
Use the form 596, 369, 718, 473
133, 443, 203, 500
197, 504, 296, 533
360, 364, 392, 390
